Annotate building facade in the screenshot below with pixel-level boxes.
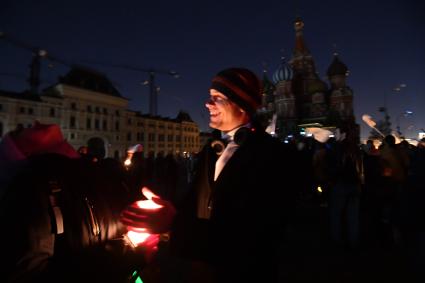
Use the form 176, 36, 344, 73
0, 66, 200, 159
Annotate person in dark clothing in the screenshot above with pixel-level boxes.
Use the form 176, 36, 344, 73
378, 135, 409, 246
327, 128, 362, 249
401, 140, 425, 281
127, 68, 296, 283
0, 123, 163, 283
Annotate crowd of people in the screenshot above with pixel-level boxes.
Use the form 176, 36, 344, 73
0, 67, 424, 283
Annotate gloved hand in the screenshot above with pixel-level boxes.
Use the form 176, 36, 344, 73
134, 234, 160, 263
121, 188, 175, 262
121, 187, 176, 234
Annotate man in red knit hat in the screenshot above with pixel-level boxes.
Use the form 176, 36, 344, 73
124, 67, 296, 283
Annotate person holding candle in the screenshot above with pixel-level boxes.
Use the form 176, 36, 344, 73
124, 67, 297, 283
0, 122, 173, 283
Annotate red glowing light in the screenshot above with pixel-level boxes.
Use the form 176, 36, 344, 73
125, 187, 162, 246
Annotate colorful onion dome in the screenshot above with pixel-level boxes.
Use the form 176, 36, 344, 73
272, 59, 294, 84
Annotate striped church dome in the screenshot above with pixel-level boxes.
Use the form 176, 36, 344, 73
272, 60, 294, 84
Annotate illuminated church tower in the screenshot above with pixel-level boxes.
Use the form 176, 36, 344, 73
289, 17, 329, 123
264, 17, 357, 139
327, 53, 355, 121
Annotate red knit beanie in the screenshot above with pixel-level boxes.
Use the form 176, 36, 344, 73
210, 68, 263, 115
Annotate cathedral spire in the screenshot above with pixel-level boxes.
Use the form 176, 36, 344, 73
327, 52, 349, 77
332, 43, 339, 56
293, 17, 310, 55
261, 61, 268, 74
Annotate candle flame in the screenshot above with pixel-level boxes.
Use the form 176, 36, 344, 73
125, 187, 162, 247
124, 158, 132, 166
127, 230, 150, 246
136, 199, 163, 209
141, 187, 159, 200
317, 186, 323, 193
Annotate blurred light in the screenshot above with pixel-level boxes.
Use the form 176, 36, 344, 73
136, 198, 162, 209
404, 139, 418, 146
124, 158, 132, 166
38, 49, 47, 57
125, 189, 163, 247
131, 271, 144, 283
317, 186, 322, 193
127, 230, 150, 246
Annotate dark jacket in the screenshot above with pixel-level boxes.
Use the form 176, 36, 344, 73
0, 154, 143, 283
328, 140, 362, 186
171, 128, 296, 282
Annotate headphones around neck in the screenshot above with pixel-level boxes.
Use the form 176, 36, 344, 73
211, 139, 226, 155
211, 127, 256, 155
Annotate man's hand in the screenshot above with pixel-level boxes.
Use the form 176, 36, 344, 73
121, 187, 176, 234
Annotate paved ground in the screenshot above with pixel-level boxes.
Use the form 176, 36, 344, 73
278, 196, 420, 283
151, 192, 424, 283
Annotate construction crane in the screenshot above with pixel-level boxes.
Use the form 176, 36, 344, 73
86, 62, 179, 116
0, 32, 70, 94
142, 67, 179, 116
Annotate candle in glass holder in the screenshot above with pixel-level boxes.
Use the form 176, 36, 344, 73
125, 188, 162, 247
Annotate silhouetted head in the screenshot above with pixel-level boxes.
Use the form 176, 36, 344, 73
383, 135, 396, 147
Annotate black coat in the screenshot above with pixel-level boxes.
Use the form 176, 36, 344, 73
171, 129, 297, 282
0, 154, 143, 283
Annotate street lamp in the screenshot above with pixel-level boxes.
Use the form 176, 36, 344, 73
396, 110, 413, 137
384, 83, 407, 111
379, 83, 407, 134
392, 84, 407, 92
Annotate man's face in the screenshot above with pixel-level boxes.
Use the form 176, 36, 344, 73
205, 89, 248, 131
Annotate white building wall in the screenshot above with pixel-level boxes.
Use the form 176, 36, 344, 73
0, 84, 200, 159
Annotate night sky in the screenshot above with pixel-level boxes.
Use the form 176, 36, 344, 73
1, 0, 424, 139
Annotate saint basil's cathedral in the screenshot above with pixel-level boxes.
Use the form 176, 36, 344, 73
261, 17, 359, 141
